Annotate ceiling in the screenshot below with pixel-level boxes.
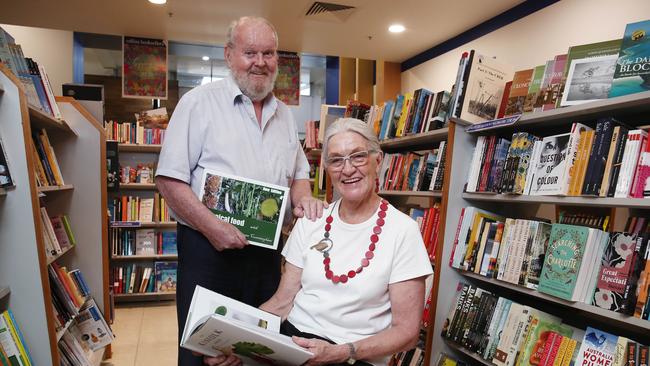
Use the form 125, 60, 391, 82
1, 0, 524, 63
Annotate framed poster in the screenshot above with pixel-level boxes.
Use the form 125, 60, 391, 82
122, 36, 168, 99
273, 51, 300, 106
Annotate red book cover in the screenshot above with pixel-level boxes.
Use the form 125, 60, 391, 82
428, 206, 442, 262
497, 81, 512, 118
479, 136, 497, 191
449, 208, 466, 267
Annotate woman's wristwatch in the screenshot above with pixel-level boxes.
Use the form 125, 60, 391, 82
345, 342, 357, 365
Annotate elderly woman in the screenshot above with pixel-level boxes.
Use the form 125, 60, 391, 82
206, 118, 433, 366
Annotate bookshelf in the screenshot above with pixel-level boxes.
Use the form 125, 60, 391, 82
430, 92, 650, 364
376, 128, 451, 366
108, 141, 177, 303
0, 66, 110, 365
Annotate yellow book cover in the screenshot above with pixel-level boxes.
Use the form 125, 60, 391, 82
29, 139, 49, 186
559, 338, 577, 366
463, 211, 504, 270
2, 311, 32, 366
553, 336, 570, 366
395, 93, 412, 137
574, 130, 595, 195
38, 129, 64, 186
568, 130, 587, 195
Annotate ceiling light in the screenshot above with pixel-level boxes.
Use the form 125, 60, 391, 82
202, 56, 210, 61
148, 0, 166, 4
388, 24, 405, 33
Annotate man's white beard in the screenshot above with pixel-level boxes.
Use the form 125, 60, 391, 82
232, 68, 279, 102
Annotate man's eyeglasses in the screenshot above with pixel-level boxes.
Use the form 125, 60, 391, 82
326, 150, 376, 171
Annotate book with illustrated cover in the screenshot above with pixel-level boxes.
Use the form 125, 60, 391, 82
504, 69, 534, 117
155, 261, 177, 292
458, 51, 513, 124
523, 64, 546, 113
609, 20, 650, 97
574, 327, 618, 366
529, 133, 571, 196
199, 169, 289, 250
135, 107, 169, 130
161, 231, 177, 255
69, 298, 114, 351
592, 233, 638, 312
181, 285, 312, 365
135, 229, 155, 255
538, 224, 590, 301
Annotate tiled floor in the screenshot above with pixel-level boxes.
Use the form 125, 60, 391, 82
101, 302, 178, 366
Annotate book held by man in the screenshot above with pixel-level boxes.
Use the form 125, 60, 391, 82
199, 169, 289, 250
180, 286, 312, 366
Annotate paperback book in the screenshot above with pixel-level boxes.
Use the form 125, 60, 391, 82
609, 19, 650, 98
199, 169, 289, 250
181, 285, 312, 365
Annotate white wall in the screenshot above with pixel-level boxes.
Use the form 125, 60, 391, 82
289, 94, 324, 137
401, 0, 650, 93
1, 24, 73, 95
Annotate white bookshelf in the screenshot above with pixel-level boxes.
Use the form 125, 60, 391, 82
0, 66, 110, 365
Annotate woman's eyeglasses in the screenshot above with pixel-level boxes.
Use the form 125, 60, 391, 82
326, 150, 375, 171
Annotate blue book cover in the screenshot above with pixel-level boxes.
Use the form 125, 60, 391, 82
609, 19, 650, 97
538, 224, 589, 300
411, 89, 432, 134
155, 261, 177, 292
575, 327, 618, 366
162, 232, 177, 255
379, 100, 394, 140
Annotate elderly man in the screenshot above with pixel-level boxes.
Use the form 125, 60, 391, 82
155, 16, 326, 366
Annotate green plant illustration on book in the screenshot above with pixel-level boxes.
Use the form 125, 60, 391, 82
232, 342, 276, 365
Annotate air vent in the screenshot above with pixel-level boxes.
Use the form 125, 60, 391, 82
304, 1, 356, 22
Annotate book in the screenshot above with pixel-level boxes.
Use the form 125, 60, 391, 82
504, 69, 534, 117
135, 229, 155, 255
557, 39, 622, 107
0, 310, 31, 366
574, 327, 618, 366
538, 224, 591, 301
69, 298, 114, 351
181, 285, 312, 365
0, 134, 14, 188
523, 64, 546, 113
155, 261, 177, 292
161, 231, 177, 255
134, 107, 169, 130
609, 20, 650, 97
199, 169, 289, 250
529, 133, 571, 196
458, 51, 513, 124
592, 233, 639, 312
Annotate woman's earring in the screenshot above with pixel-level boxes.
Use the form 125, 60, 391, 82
375, 178, 380, 193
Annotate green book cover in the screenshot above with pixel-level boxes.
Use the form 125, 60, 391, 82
538, 224, 590, 300
556, 39, 622, 107
609, 20, 650, 97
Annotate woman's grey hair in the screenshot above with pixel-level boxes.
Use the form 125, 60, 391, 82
322, 118, 382, 164
226, 16, 279, 48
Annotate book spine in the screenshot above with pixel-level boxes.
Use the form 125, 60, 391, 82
608, 128, 630, 196
582, 120, 604, 195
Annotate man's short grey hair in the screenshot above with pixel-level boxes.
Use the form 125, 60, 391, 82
322, 118, 382, 164
226, 16, 279, 48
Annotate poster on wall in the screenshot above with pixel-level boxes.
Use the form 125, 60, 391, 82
273, 51, 300, 106
122, 36, 168, 99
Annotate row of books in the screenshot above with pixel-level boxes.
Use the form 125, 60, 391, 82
466, 119, 650, 198
0, 309, 33, 366
451, 207, 650, 317
409, 204, 442, 263
110, 228, 177, 257
0, 26, 61, 120
0, 134, 15, 189
58, 298, 114, 366
370, 89, 450, 141
434, 353, 471, 366
40, 207, 76, 261
30, 128, 64, 187
442, 282, 648, 366
49, 263, 92, 333
380, 141, 446, 192
111, 262, 177, 294
108, 193, 174, 223
104, 120, 166, 145
450, 19, 650, 125
303, 120, 320, 149
120, 163, 155, 184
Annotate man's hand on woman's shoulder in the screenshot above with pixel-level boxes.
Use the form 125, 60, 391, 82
293, 196, 328, 221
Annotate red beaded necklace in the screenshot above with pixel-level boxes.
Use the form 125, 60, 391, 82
320, 199, 388, 284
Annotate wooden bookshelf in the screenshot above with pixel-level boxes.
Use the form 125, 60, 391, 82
112, 254, 178, 260
38, 184, 74, 193
119, 182, 156, 190
117, 143, 162, 153
462, 192, 650, 209
444, 339, 495, 366
0, 187, 6, 196
46, 245, 75, 265
379, 190, 442, 198
379, 128, 449, 150
28, 106, 77, 135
